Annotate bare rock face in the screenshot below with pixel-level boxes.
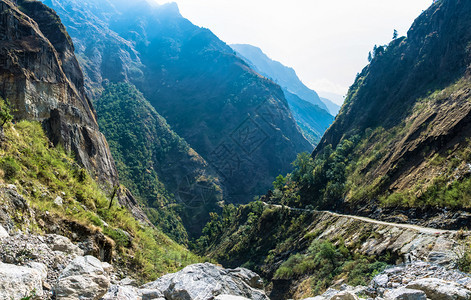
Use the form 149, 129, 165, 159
0, 0, 118, 185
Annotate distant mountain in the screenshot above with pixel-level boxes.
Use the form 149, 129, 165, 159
44, 0, 311, 224
320, 97, 342, 115
231, 44, 340, 115
231, 44, 335, 144
284, 90, 334, 145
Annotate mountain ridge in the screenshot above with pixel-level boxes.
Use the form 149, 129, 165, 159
45, 0, 313, 205
231, 43, 340, 115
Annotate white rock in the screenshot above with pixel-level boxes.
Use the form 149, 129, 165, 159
55, 255, 110, 300
0, 262, 43, 299
102, 262, 113, 274
427, 251, 457, 267
54, 196, 63, 206
406, 278, 471, 300
384, 288, 427, 300
215, 295, 251, 300
374, 274, 389, 287
26, 261, 48, 282
102, 284, 139, 300
0, 224, 9, 238
331, 291, 359, 300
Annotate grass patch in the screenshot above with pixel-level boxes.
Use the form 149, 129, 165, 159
0, 120, 203, 282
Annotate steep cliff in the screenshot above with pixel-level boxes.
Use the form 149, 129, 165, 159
0, 0, 118, 185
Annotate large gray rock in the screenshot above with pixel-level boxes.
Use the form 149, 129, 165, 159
140, 263, 268, 300
330, 291, 359, 300
215, 295, 251, 300
102, 284, 139, 300
47, 234, 84, 256
384, 288, 427, 300
55, 255, 110, 300
406, 278, 471, 300
0, 262, 43, 299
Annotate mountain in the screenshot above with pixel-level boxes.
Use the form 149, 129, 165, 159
196, 0, 471, 297
96, 82, 222, 242
311, 0, 471, 221
231, 44, 340, 115
0, 0, 202, 287
43, 0, 312, 206
283, 90, 334, 145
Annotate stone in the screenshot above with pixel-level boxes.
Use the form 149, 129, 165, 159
0, 262, 43, 299
26, 261, 48, 282
0, 224, 9, 238
139, 288, 164, 299
47, 234, 84, 256
374, 274, 389, 287
102, 262, 113, 274
427, 251, 457, 267
102, 284, 139, 300
140, 263, 268, 300
384, 288, 427, 300
406, 278, 471, 300
215, 295, 251, 300
54, 255, 110, 300
54, 196, 64, 206
331, 291, 359, 300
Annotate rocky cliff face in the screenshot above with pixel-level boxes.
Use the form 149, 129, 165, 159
0, 0, 118, 185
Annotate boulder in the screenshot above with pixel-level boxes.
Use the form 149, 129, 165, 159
102, 284, 139, 300
0, 224, 8, 238
215, 295, 251, 300
331, 291, 359, 300
406, 278, 471, 300
140, 263, 268, 300
47, 234, 84, 256
384, 288, 427, 300
26, 261, 48, 282
0, 262, 43, 299
373, 274, 389, 287
54, 255, 110, 300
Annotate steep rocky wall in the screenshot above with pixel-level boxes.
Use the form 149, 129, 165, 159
0, 0, 118, 185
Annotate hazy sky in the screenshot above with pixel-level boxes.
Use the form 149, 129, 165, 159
152, 0, 432, 104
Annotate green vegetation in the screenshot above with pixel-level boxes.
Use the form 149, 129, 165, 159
96, 83, 221, 244
274, 240, 387, 295
0, 118, 202, 282
196, 201, 388, 297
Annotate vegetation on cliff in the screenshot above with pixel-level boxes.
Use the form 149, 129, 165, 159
96, 83, 222, 243
0, 107, 202, 282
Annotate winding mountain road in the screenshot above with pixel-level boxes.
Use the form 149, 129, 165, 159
262, 202, 459, 235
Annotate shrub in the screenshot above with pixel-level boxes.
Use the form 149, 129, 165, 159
1, 156, 20, 181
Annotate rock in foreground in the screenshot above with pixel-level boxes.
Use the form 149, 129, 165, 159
55, 255, 110, 300
139, 263, 268, 300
